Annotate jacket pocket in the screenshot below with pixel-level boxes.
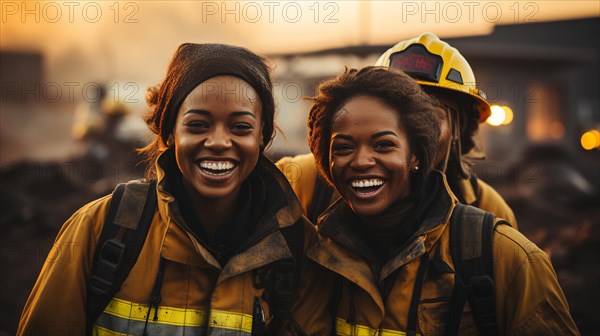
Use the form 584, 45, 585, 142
512, 301, 575, 336
418, 299, 478, 336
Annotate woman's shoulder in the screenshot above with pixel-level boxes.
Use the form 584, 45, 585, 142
52, 193, 114, 247
275, 153, 317, 186
491, 223, 549, 281
475, 177, 518, 227
493, 224, 543, 259
79, 193, 113, 215
59, 193, 113, 229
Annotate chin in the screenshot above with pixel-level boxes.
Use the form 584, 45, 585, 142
193, 184, 236, 200
349, 202, 386, 217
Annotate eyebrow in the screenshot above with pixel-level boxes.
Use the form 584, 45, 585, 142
372, 131, 398, 139
184, 110, 256, 119
331, 134, 353, 141
332, 130, 398, 141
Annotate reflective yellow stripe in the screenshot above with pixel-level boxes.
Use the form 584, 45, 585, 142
92, 325, 129, 336
209, 309, 253, 333
380, 329, 409, 336
104, 297, 207, 326
336, 318, 377, 336
336, 318, 411, 336
97, 297, 253, 334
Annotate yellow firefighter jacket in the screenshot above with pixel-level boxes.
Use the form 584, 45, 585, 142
18, 152, 330, 335
276, 153, 518, 228
306, 172, 578, 335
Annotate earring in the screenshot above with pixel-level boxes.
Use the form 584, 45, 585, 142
412, 166, 419, 173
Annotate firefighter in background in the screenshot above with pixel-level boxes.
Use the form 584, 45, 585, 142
71, 84, 108, 142
71, 84, 131, 160
70, 83, 141, 191
277, 33, 517, 227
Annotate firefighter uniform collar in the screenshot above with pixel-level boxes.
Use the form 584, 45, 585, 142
309, 171, 457, 318
155, 149, 303, 280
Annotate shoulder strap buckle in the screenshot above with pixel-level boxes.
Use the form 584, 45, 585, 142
86, 179, 157, 334
273, 257, 296, 301
470, 274, 497, 333
89, 238, 126, 296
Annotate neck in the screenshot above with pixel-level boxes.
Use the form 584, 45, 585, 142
182, 183, 240, 234
360, 197, 417, 245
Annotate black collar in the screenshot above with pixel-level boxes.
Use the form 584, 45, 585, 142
158, 149, 288, 266
318, 171, 452, 267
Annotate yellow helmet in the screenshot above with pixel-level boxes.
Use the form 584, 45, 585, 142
375, 32, 491, 122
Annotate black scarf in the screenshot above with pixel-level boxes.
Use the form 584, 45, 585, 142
167, 160, 268, 266
349, 173, 443, 264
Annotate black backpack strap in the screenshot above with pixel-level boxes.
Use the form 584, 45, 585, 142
472, 211, 498, 336
329, 274, 343, 335
446, 204, 468, 336
253, 219, 306, 335
86, 179, 157, 334
445, 204, 500, 336
307, 174, 334, 224
407, 253, 430, 336
275, 219, 305, 333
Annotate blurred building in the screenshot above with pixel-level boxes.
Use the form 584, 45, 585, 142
269, 18, 599, 176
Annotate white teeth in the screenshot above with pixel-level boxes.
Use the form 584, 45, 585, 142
200, 161, 235, 171
351, 179, 384, 188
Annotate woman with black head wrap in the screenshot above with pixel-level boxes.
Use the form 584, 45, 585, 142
19, 43, 330, 336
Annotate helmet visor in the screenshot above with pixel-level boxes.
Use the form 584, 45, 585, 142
388, 44, 443, 83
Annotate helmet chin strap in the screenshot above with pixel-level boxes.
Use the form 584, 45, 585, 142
440, 106, 469, 178
440, 107, 455, 174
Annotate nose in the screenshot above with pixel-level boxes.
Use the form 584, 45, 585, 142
350, 146, 376, 171
204, 126, 232, 151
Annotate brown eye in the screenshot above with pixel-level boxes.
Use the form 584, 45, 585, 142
231, 123, 254, 135
186, 121, 209, 129
374, 141, 394, 150
332, 144, 353, 155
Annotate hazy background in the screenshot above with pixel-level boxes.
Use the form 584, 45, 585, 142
1, 1, 599, 334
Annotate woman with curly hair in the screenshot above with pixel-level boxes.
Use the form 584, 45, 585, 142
305, 66, 578, 335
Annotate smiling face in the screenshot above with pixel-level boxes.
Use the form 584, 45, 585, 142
173, 75, 263, 204
329, 95, 417, 217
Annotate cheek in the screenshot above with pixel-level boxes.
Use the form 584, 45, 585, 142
389, 157, 411, 182
174, 134, 195, 161
237, 134, 262, 164
176, 135, 200, 150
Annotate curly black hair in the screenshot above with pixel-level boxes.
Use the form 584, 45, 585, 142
307, 66, 440, 193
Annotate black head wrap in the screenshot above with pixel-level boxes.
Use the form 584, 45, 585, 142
149, 43, 275, 150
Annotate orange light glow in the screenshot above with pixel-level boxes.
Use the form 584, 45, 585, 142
501, 106, 514, 125
487, 105, 514, 126
487, 105, 506, 126
580, 130, 600, 150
